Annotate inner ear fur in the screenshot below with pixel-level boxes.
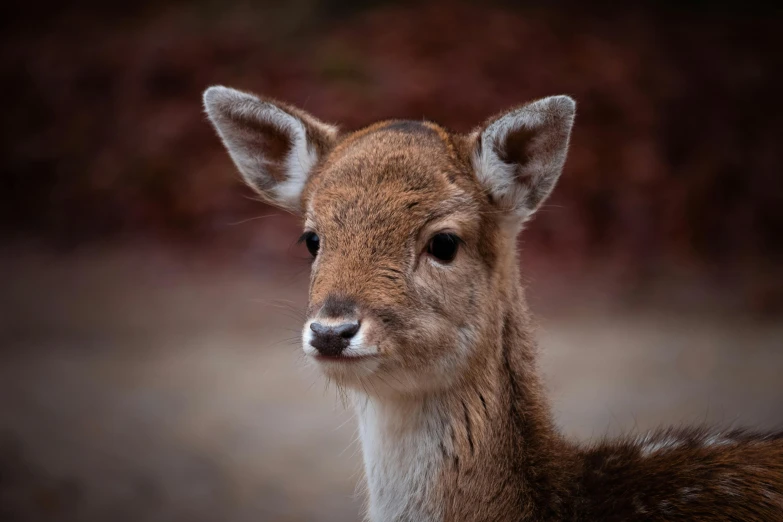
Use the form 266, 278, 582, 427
472, 95, 576, 220
203, 86, 338, 212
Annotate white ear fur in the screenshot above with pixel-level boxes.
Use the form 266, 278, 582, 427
472, 95, 576, 220
203, 85, 337, 212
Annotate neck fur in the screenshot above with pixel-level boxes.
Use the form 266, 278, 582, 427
353, 274, 575, 522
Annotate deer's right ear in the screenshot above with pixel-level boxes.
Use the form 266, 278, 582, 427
203, 86, 338, 212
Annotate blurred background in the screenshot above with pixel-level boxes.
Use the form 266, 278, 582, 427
1, 1, 782, 520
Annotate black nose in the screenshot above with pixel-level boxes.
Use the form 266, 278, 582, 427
309, 321, 360, 356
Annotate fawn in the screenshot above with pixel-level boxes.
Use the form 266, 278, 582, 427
204, 86, 783, 521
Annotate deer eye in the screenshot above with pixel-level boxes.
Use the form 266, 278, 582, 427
300, 231, 320, 257
427, 233, 460, 263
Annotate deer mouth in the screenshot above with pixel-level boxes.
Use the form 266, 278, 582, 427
313, 353, 378, 363
310, 350, 383, 381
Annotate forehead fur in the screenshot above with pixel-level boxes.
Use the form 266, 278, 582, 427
304, 120, 482, 221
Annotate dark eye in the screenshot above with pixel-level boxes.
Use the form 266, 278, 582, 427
427, 233, 460, 263
300, 231, 320, 257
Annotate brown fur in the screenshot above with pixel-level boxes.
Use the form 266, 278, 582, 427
204, 87, 783, 521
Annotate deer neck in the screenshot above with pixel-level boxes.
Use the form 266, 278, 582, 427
354, 274, 574, 522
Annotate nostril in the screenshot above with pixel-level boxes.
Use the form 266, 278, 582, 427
310, 322, 329, 336
334, 321, 360, 339
310, 321, 360, 338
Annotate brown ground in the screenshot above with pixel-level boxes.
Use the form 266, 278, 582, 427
1, 246, 782, 521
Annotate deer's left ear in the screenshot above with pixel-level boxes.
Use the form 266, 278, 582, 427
471, 95, 576, 220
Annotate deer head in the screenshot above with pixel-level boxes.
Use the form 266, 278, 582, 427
204, 86, 575, 396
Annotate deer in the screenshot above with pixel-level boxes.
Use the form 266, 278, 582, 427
203, 85, 783, 522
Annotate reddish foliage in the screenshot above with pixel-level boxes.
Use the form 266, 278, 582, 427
1, 2, 781, 294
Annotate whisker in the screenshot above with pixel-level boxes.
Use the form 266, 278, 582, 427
227, 213, 279, 225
